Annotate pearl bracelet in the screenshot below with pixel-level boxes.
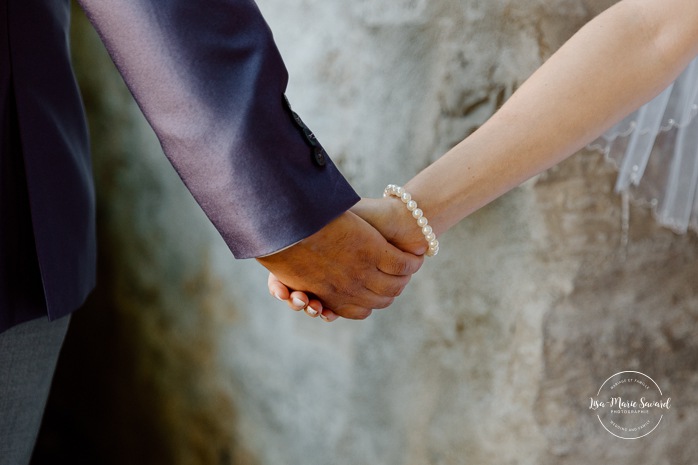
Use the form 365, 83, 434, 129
383, 184, 439, 257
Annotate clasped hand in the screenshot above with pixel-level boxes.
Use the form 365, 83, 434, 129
256, 197, 427, 322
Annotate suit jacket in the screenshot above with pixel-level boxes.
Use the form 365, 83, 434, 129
0, 0, 359, 333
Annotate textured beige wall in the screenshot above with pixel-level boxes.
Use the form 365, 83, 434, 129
41, 1, 698, 464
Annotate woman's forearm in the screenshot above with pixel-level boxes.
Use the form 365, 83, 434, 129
404, 0, 698, 237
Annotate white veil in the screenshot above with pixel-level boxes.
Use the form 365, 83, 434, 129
589, 55, 698, 234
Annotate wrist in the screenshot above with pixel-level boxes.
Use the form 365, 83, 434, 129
383, 185, 439, 257
383, 197, 427, 251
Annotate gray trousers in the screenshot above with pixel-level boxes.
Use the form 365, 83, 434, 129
0, 316, 70, 465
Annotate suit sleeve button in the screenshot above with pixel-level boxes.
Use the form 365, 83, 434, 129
313, 147, 327, 166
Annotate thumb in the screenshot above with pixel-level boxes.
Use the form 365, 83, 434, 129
351, 198, 427, 255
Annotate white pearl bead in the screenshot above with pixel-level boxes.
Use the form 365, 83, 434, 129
401, 192, 411, 203
425, 232, 436, 242
396, 187, 404, 196
406, 200, 417, 211
429, 240, 439, 248
422, 225, 432, 236
417, 217, 428, 227
412, 208, 423, 219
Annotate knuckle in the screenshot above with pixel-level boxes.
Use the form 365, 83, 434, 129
384, 283, 404, 298
383, 253, 421, 276
340, 306, 373, 320
376, 275, 409, 298
388, 276, 410, 297
373, 297, 395, 309
353, 309, 373, 320
389, 256, 410, 275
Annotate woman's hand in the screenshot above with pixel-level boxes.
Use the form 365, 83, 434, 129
268, 272, 340, 322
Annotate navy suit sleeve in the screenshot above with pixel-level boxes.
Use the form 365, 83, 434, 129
77, 0, 359, 258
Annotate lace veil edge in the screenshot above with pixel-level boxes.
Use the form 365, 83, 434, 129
587, 55, 698, 235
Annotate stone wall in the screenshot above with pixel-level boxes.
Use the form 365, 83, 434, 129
35, 1, 698, 464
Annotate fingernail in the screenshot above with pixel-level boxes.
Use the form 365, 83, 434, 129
320, 313, 330, 322
292, 297, 306, 308
305, 306, 318, 317
273, 291, 284, 301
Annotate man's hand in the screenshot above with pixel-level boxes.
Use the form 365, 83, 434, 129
257, 210, 423, 320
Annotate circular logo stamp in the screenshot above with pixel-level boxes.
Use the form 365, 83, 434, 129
589, 371, 671, 439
